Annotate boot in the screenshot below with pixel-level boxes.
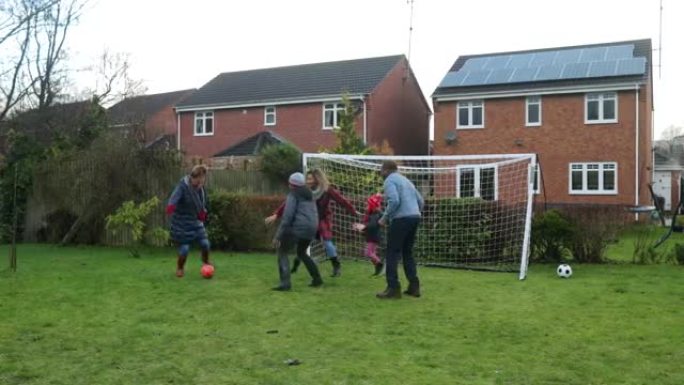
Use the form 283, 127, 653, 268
272, 285, 291, 291
330, 257, 341, 277
201, 249, 211, 266
373, 262, 384, 276
291, 258, 301, 274
309, 275, 323, 287
403, 281, 421, 298
376, 286, 402, 299
176, 255, 187, 278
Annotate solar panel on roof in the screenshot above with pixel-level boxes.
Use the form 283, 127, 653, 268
438, 71, 468, 88
485, 68, 514, 84
530, 51, 557, 67
561, 62, 590, 79
461, 70, 490, 86
605, 45, 634, 60
535, 65, 563, 81
617, 58, 646, 76
580, 47, 607, 62
507, 54, 533, 69
588, 60, 618, 77
554, 49, 582, 65
461, 57, 488, 71
509, 67, 538, 83
483, 55, 511, 70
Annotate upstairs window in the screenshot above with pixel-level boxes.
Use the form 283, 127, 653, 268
585, 92, 617, 124
323, 102, 345, 129
526, 96, 541, 126
457, 100, 484, 129
194, 111, 214, 136
264, 106, 276, 126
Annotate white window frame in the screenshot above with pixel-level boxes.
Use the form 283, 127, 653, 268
264, 106, 276, 126
194, 111, 214, 136
532, 163, 540, 194
322, 102, 345, 130
456, 100, 485, 129
526, 96, 542, 127
585, 92, 618, 124
456, 165, 498, 200
568, 162, 618, 195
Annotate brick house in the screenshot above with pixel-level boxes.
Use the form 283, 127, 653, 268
432, 39, 653, 208
174, 55, 431, 159
107, 89, 196, 147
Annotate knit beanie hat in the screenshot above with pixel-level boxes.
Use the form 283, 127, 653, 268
288, 172, 306, 186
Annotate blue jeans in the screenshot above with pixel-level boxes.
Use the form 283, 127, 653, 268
385, 217, 420, 289
322, 239, 337, 258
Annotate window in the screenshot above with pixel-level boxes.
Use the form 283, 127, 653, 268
194, 111, 214, 136
457, 100, 484, 129
526, 96, 541, 126
264, 106, 276, 126
585, 92, 617, 124
323, 103, 345, 129
457, 165, 497, 200
569, 162, 617, 195
532, 164, 540, 194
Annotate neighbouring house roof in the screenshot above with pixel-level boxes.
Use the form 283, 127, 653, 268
213, 131, 291, 157
433, 39, 651, 97
2, 100, 98, 143
108, 89, 196, 126
176, 55, 405, 110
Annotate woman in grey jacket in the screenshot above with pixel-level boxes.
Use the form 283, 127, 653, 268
272, 172, 323, 291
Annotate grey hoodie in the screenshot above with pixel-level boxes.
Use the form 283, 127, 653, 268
275, 186, 319, 241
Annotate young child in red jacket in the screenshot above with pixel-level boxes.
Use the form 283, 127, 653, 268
354, 193, 384, 276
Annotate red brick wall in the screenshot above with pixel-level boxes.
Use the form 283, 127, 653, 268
145, 107, 178, 141
367, 58, 431, 155
433, 89, 653, 206
179, 103, 364, 159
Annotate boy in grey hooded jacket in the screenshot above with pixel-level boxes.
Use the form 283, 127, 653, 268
272, 172, 323, 291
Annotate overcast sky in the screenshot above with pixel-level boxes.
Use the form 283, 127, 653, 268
68, 0, 682, 139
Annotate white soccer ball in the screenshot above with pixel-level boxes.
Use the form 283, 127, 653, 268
557, 264, 572, 278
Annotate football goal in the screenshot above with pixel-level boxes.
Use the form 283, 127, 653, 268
303, 153, 536, 280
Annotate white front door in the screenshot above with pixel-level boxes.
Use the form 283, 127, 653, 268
653, 171, 672, 210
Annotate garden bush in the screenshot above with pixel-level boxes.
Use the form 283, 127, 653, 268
207, 191, 283, 251
531, 209, 574, 262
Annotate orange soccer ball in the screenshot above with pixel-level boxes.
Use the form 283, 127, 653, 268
201, 264, 215, 279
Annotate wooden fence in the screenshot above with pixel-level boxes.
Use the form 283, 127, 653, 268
23, 168, 286, 244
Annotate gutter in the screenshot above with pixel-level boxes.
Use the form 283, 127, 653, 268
434, 82, 645, 102
363, 97, 368, 145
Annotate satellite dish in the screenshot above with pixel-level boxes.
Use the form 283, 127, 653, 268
444, 130, 457, 145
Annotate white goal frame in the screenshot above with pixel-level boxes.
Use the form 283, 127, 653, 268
303, 153, 536, 280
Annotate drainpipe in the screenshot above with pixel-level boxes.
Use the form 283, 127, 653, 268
362, 97, 368, 145
635, 84, 640, 221
176, 111, 181, 151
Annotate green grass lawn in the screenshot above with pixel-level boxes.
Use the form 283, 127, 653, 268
1, 244, 683, 385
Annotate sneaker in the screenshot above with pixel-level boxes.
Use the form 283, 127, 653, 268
309, 279, 323, 287
373, 262, 384, 276
176, 269, 184, 278
403, 282, 421, 298
271, 285, 291, 291
376, 287, 402, 299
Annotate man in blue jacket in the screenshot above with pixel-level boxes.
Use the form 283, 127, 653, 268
377, 160, 424, 299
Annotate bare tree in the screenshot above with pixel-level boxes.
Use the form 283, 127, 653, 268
26, 0, 85, 110
660, 125, 684, 141
0, 0, 52, 120
85, 49, 146, 105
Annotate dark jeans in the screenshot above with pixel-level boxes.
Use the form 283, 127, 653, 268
385, 217, 420, 289
277, 238, 320, 288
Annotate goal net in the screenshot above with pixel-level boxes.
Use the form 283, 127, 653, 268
303, 153, 536, 279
